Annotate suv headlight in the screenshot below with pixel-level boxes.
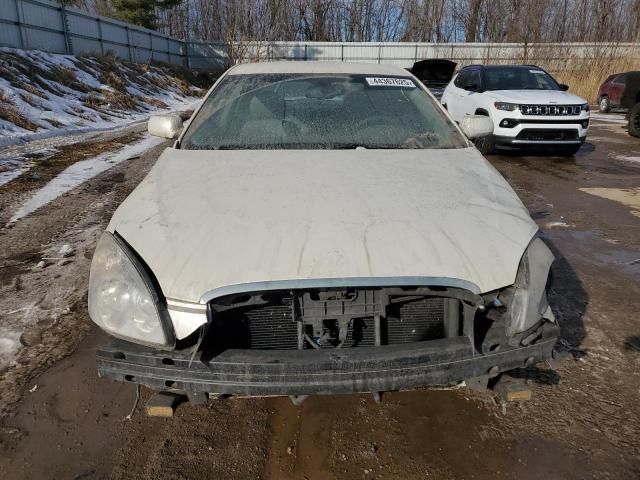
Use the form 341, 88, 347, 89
494, 102, 519, 111
88, 232, 171, 347
581, 103, 590, 112
501, 237, 555, 336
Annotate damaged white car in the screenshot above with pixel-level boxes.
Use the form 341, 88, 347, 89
89, 62, 559, 403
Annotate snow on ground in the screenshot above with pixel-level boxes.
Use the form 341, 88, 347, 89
590, 112, 628, 124
8, 134, 164, 224
0, 47, 203, 146
613, 153, 640, 164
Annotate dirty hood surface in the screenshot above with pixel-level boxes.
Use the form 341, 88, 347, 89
109, 147, 538, 303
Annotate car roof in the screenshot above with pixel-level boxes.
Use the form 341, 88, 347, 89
461, 64, 543, 70
228, 61, 410, 76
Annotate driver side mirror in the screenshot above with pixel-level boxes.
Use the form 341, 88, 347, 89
460, 115, 494, 139
559, 84, 569, 91
148, 114, 183, 139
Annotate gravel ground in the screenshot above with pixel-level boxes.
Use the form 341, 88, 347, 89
0, 118, 639, 479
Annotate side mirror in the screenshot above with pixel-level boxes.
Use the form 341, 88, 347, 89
559, 84, 569, 91
148, 114, 183, 139
460, 115, 494, 139
465, 83, 480, 92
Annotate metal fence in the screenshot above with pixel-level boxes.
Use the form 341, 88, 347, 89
0, 0, 186, 65
0, 0, 638, 72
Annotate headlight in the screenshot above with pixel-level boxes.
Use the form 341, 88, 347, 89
581, 103, 590, 112
503, 237, 555, 336
494, 102, 519, 111
88, 232, 170, 347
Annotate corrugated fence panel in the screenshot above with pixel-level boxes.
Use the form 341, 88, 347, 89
0, 0, 19, 22
21, 0, 62, 31
23, 26, 66, 53
67, 13, 100, 39
100, 22, 128, 45
0, 25, 21, 48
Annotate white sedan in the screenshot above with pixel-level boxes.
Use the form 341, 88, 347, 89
89, 62, 559, 402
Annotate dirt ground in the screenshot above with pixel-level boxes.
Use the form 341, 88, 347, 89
0, 118, 639, 479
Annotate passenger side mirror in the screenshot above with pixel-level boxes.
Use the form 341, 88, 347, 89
559, 84, 569, 91
460, 115, 494, 139
148, 114, 184, 139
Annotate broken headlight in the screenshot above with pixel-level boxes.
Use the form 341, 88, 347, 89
88, 232, 171, 347
502, 237, 555, 336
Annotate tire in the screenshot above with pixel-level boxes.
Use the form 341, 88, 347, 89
557, 144, 581, 157
629, 102, 640, 138
473, 134, 495, 155
598, 96, 610, 113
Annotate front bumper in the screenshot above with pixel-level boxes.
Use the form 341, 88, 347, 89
494, 134, 587, 147
96, 322, 559, 396
491, 108, 589, 146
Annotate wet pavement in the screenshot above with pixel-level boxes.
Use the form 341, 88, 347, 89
0, 116, 639, 479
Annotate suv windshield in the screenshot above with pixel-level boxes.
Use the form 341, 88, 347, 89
483, 67, 560, 91
181, 74, 467, 150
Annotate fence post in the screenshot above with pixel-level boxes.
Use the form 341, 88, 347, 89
184, 40, 190, 69
414, 44, 418, 62
14, 0, 25, 49
60, 3, 72, 54
125, 26, 133, 61
149, 32, 153, 61
341, 44, 344, 62
97, 18, 104, 54
378, 44, 382, 63
304, 44, 307, 60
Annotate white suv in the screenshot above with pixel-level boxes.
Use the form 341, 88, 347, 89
441, 65, 590, 155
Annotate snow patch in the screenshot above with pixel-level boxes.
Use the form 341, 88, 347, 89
0, 328, 20, 366
589, 113, 628, 125
0, 47, 202, 145
8, 135, 164, 223
613, 154, 640, 164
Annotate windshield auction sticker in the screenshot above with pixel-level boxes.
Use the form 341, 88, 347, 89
366, 77, 416, 88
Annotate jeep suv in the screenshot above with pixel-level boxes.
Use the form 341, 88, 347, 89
441, 65, 590, 155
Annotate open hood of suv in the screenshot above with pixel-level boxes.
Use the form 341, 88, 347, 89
484, 89, 587, 104
410, 59, 457, 87
109, 147, 537, 303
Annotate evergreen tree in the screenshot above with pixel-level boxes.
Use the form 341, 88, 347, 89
112, 0, 182, 30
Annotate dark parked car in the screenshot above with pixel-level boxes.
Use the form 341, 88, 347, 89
410, 59, 457, 100
597, 71, 639, 113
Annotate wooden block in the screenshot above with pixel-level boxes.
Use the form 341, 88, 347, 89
498, 383, 532, 402
145, 392, 182, 417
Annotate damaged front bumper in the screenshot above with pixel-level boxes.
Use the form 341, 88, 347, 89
96, 321, 559, 396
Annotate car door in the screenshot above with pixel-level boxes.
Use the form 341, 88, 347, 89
452, 68, 482, 120
446, 69, 471, 120
610, 74, 626, 106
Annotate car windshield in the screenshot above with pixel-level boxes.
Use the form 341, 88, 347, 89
483, 67, 560, 91
180, 73, 467, 150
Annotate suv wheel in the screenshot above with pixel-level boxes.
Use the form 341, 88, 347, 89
473, 134, 495, 155
629, 103, 640, 138
599, 96, 610, 113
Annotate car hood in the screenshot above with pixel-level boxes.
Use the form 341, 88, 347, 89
484, 89, 587, 104
109, 147, 537, 303
410, 59, 457, 86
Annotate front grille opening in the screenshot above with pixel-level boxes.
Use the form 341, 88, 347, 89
206, 288, 466, 352
516, 128, 579, 141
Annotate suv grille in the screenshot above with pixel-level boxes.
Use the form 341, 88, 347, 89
520, 104, 582, 116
